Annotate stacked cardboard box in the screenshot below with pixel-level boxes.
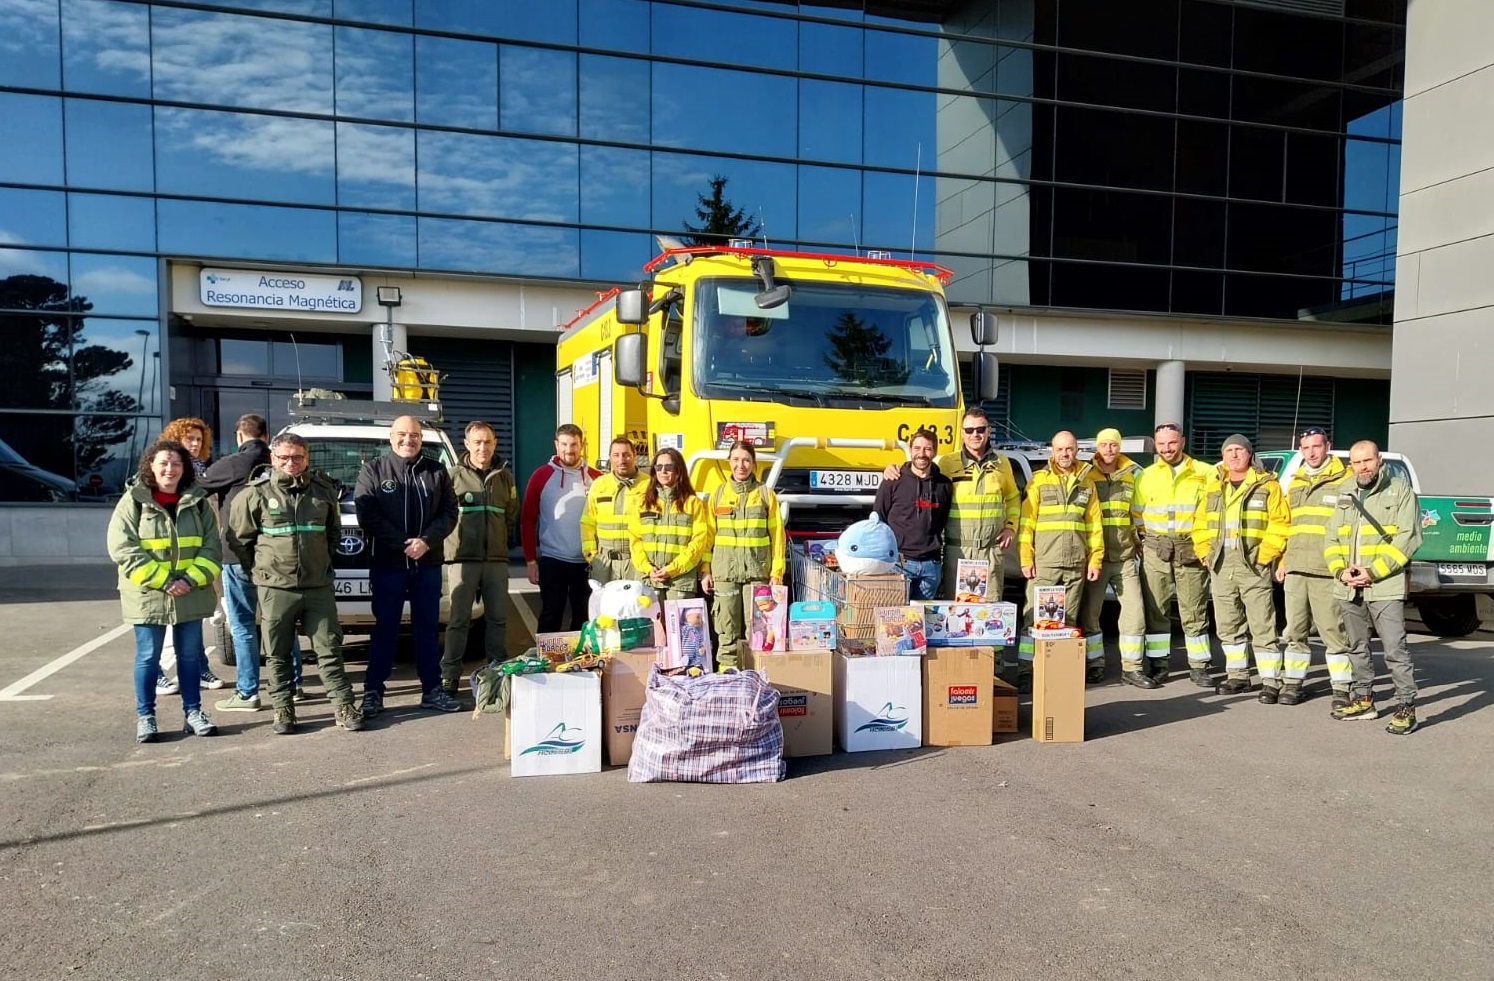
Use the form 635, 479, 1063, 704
833, 653, 922, 752
1032, 637, 1085, 743
744, 649, 834, 758
921, 647, 995, 746
991, 675, 1019, 734
601, 648, 658, 766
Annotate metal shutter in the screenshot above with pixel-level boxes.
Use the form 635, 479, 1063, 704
1108, 368, 1147, 410
410, 338, 516, 466
1187, 372, 1336, 453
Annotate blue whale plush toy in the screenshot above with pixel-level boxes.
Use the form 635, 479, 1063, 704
835, 513, 899, 575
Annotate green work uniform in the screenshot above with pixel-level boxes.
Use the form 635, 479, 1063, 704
443, 456, 516, 679
1281, 457, 1352, 691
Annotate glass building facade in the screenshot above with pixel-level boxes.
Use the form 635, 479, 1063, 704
0, 0, 1405, 502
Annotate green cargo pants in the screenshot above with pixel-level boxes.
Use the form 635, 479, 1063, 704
1082, 558, 1146, 670
711, 578, 762, 670
1209, 550, 1280, 683
1141, 540, 1213, 668
259, 585, 353, 711
441, 560, 509, 683
941, 540, 1006, 603
588, 547, 638, 587
1017, 566, 1087, 662
1282, 572, 1350, 689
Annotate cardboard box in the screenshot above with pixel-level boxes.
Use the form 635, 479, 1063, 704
834, 654, 922, 753
744, 649, 833, 758
919, 601, 1017, 648
601, 649, 658, 767
788, 600, 837, 652
921, 647, 995, 746
1032, 637, 1085, 743
992, 675, 1018, 733
505, 671, 603, 777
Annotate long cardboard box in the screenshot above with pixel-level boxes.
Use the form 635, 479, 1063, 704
505, 671, 603, 776
744, 649, 834, 758
834, 654, 922, 752
992, 675, 1018, 734
601, 648, 659, 767
1032, 637, 1085, 743
921, 647, 995, 746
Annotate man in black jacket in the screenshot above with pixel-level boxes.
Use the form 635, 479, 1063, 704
196, 413, 301, 711
353, 415, 459, 719
873, 428, 953, 600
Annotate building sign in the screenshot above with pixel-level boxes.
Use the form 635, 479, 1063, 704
199, 268, 363, 313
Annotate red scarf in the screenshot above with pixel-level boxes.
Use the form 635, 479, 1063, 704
152, 490, 181, 508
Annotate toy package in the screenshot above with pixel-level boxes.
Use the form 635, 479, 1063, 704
535, 631, 583, 664
805, 538, 838, 566
663, 597, 713, 672
748, 584, 789, 652
874, 606, 928, 657
1033, 585, 1068, 625
788, 600, 837, 651
919, 601, 1017, 647
953, 558, 990, 602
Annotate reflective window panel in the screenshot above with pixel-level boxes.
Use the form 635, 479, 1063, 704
155, 108, 336, 207
68, 193, 158, 253
64, 98, 154, 193
0, 0, 60, 89
157, 200, 338, 264
336, 25, 415, 122
0, 94, 64, 187
61, 0, 150, 97
151, 6, 334, 114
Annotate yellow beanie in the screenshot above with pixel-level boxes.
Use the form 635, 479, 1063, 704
1095, 427, 1122, 445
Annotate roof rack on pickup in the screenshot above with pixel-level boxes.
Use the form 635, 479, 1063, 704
287, 395, 443, 425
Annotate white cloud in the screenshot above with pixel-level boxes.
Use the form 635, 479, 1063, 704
0, 0, 56, 57
73, 265, 155, 297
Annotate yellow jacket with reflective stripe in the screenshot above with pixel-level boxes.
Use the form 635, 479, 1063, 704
1086, 454, 1141, 562
1281, 456, 1349, 576
706, 478, 786, 581
107, 480, 222, 625
629, 487, 712, 579
935, 449, 1019, 547
1191, 465, 1291, 570
1133, 454, 1214, 541
581, 471, 645, 561
1325, 469, 1421, 601
1018, 463, 1104, 571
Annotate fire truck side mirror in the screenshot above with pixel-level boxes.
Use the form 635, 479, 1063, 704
615, 332, 647, 389
973, 351, 999, 402
615, 289, 647, 325
970, 309, 997, 346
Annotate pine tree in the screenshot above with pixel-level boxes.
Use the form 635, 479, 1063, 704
822, 312, 909, 388
682, 175, 761, 246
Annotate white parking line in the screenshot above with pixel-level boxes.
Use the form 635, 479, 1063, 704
0, 623, 131, 702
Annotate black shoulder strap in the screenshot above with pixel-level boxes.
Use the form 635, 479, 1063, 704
1348, 490, 1391, 541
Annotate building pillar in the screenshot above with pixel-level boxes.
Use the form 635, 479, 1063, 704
372, 321, 407, 401
1155, 360, 1185, 429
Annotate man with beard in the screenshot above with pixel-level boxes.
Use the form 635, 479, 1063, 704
582, 436, 646, 586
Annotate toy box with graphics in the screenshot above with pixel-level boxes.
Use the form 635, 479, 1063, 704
663, 597, 713, 672
919, 600, 1017, 648
787, 600, 837, 652
873, 606, 928, 657
748, 584, 789, 652
953, 558, 990, 601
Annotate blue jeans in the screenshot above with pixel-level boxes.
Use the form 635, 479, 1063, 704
366, 564, 441, 695
134, 621, 204, 716
903, 558, 942, 602
223, 564, 301, 698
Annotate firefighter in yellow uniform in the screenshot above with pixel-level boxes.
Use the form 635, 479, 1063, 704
936, 407, 1019, 604
1191, 434, 1291, 696
581, 436, 646, 585
1082, 428, 1151, 687
1275, 427, 1352, 708
701, 441, 786, 669
1133, 422, 1215, 686
1017, 431, 1103, 687
628, 447, 712, 605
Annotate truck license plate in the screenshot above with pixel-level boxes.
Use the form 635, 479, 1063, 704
334, 578, 373, 596
809, 470, 882, 491
1437, 562, 1487, 579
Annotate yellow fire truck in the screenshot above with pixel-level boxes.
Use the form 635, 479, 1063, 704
555, 243, 998, 531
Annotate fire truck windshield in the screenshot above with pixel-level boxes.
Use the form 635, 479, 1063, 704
692, 278, 958, 409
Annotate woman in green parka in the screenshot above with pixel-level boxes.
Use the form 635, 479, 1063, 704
107, 440, 223, 744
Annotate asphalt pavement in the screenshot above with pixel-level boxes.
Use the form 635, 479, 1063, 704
2, 565, 1492, 981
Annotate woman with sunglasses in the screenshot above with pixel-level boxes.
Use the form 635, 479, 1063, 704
628, 447, 712, 603
700, 441, 786, 668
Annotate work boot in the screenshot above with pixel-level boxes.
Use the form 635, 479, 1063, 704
1258, 684, 1280, 705
441, 678, 459, 697
334, 702, 365, 732
1085, 663, 1106, 685
1385, 703, 1418, 735
1332, 694, 1377, 721
1216, 677, 1251, 695
1015, 663, 1033, 694
1148, 658, 1170, 683
272, 707, 297, 735
1328, 688, 1351, 714
1120, 669, 1160, 690
1189, 665, 1214, 688
1278, 683, 1306, 706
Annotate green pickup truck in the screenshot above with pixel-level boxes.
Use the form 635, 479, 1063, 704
1261, 450, 1492, 637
